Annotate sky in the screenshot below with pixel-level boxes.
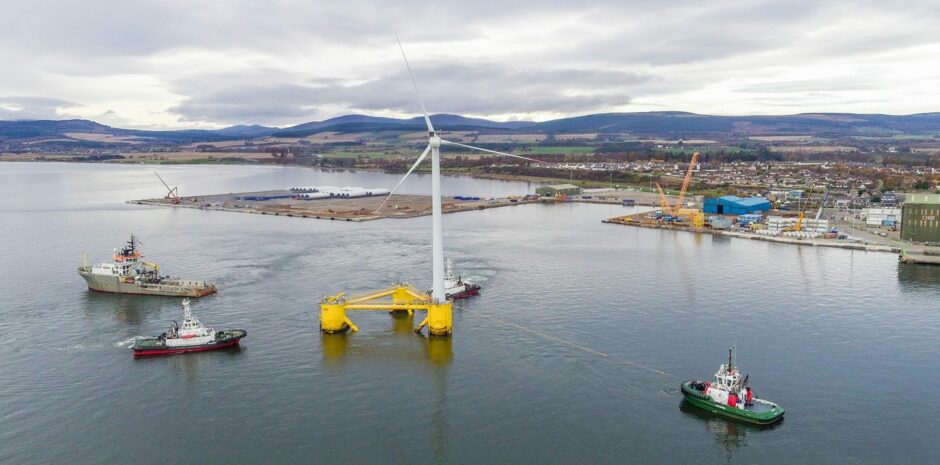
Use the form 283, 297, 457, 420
0, 0, 938, 129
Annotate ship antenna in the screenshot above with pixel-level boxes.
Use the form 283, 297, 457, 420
728, 346, 734, 370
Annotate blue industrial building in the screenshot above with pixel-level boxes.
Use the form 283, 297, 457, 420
703, 196, 772, 215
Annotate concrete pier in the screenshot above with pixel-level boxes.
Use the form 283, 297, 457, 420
130, 190, 537, 222
604, 212, 902, 254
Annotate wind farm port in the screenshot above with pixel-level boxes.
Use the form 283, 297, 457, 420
138, 171, 940, 263
131, 176, 668, 222
130, 187, 542, 221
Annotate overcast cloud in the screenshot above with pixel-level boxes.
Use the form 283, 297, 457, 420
0, 0, 937, 129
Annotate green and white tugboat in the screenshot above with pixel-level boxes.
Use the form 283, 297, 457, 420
681, 347, 785, 425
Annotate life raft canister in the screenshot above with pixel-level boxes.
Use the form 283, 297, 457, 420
728, 393, 738, 407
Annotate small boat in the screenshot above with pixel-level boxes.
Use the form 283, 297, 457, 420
132, 299, 246, 356
443, 258, 480, 300
680, 347, 785, 425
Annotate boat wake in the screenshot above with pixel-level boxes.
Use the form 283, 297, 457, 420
114, 336, 146, 348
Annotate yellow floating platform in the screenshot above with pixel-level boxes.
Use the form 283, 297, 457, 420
320, 284, 453, 336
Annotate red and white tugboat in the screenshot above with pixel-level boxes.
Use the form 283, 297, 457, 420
132, 299, 246, 356
443, 258, 480, 300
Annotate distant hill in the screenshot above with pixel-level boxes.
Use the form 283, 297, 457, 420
273, 111, 940, 137
0, 119, 235, 144
528, 112, 940, 136
272, 113, 532, 137
1, 112, 938, 148
210, 124, 277, 137
0, 119, 114, 139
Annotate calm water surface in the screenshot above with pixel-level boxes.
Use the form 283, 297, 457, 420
1, 162, 938, 464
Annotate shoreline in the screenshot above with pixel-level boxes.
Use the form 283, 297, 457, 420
0, 157, 653, 191
603, 216, 903, 255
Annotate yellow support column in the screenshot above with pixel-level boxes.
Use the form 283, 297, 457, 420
391, 285, 417, 316
320, 299, 357, 333
426, 301, 453, 336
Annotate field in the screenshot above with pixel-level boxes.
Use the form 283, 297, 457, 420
182, 140, 252, 149
516, 146, 595, 155
120, 151, 276, 162
64, 132, 147, 144
320, 151, 398, 159
749, 135, 817, 142
475, 134, 547, 143
554, 133, 599, 141
769, 145, 858, 153
400, 131, 477, 143
635, 138, 718, 145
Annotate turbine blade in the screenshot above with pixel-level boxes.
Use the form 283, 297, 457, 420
440, 139, 545, 163
375, 144, 432, 213
394, 31, 435, 134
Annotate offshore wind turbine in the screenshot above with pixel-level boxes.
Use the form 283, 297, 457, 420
377, 34, 542, 304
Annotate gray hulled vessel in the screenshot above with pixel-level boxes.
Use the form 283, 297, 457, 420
78, 235, 217, 297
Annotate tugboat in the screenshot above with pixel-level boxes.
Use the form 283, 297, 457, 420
680, 348, 785, 425
79, 235, 217, 297
443, 258, 480, 300
132, 299, 246, 356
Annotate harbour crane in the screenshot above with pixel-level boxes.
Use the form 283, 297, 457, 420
672, 152, 700, 213
154, 171, 180, 204
791, 184, 816, 232
814, 185, 831, 221
655, 183, 669, 211
652, 152, 699, 216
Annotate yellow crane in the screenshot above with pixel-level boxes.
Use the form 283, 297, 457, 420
655, 183, 669, 211
788, 184, 816, 232
672, 152, 700, 213
154, 171, 181, 205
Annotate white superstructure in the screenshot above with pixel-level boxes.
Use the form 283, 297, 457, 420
164, 299, 216, 347
87, 235, 154, 278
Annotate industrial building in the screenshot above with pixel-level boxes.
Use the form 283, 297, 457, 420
536, 184, 582, 197
881, 191, 900, 207
703, 196, 772, 215
863, 207, 901, 227
901, 194, 940, 242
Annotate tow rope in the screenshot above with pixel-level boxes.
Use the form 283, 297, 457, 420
470, 310, 674, 378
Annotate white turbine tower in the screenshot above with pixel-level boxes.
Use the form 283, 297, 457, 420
378, 34, 542, 304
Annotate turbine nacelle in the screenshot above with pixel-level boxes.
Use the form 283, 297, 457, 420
429, 135, 441, 148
